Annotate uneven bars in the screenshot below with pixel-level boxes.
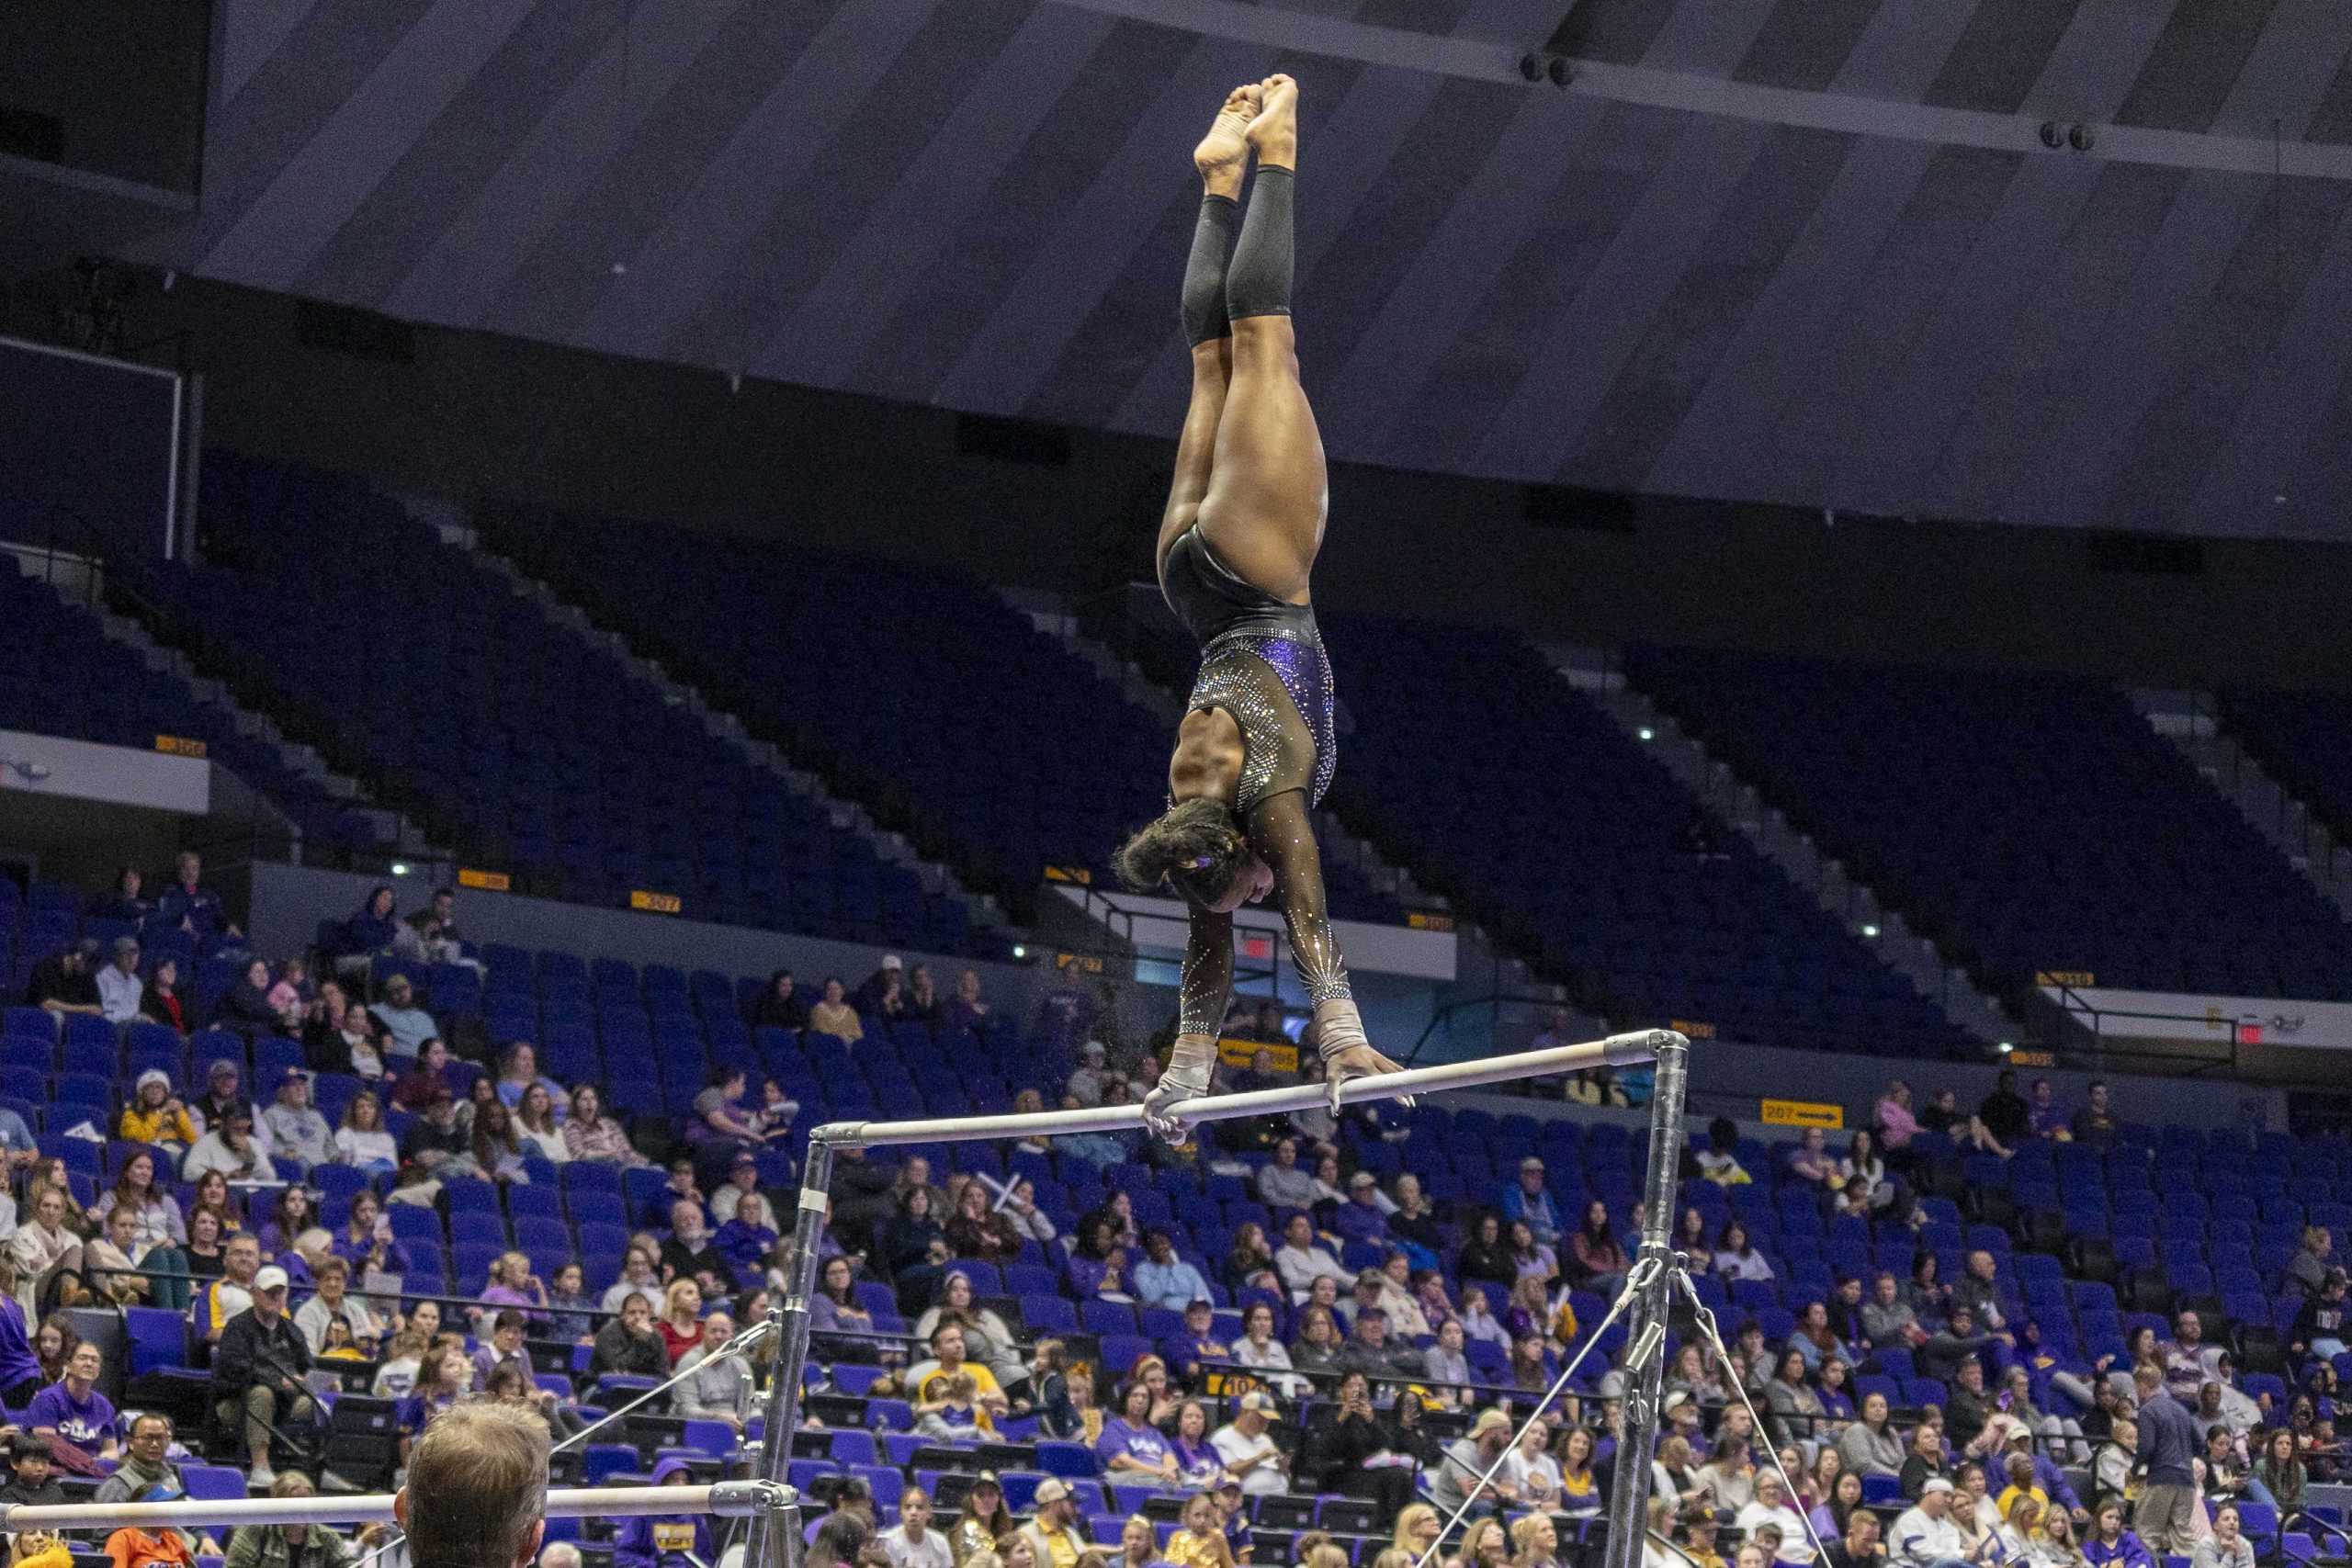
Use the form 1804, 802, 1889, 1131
0, 1483, 772, 1534
812, 1028, 1677, 1147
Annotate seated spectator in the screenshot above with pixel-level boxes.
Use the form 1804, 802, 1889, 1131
196, 1234, 264, 1342
1941, 1353, 1995, 1451
0, 1428, 65, 1522
656, 1278, 707, 1366
93, 1411, 220, 1560
325, 1091, 395, 1181
305, 981, 385, 1078
331, 1190, 407, 1282
86, 1202, 164, 1307
368, 974, 437, 1056
386, 1036, 457, 1111
713, 1191, 778, 1275
294, 1256, 383, 1357
93, 866, 155, 931
2193, 1505, 2255, 1568
9, 1186, 87, 1314
2163, 1311, 2216, 1401
1501, 1157, 1562, 1247
216, 958, 285, 1037
1256, 1139, 1321, 1211
96, 936, 147, 1024
1789, 1128, 1838, 1189
1282, 1303, 1339, 1377
477, 1250, 549, 1327
471, 1309, 531, 1391
119, 1071, 198, 1156
1422, 1316, 1472, 1400
1713, 1221, 1773, 1283
1065, 1040, 1114, 1107
603, 1244, 666, 1316
666, 1306, 752, 1432
211, 1262, 311, 1487
1917, 1303, 1993, 1383
265, 956, 311, 1023
1427, 1406, 1518, 1520
591, 1291, 668, 1380
943, 967, 992, 1035
1457, 1212, 1518, 1297
1097, 1379, 1180, 1484
2025, 1079, 2067, 1141
1334, 1171, 1389, 1246
491, 1043, 561, 1111
184, 1102, 278, 1185
263, 1069, 334, 1173
2071, 1080, 2120, 1146
2083, 1498, 2154, 1568
1274, 1213, 1351, 1303
808, 978, 863, 1043
28, 1339, 118, 1461
907, 1321, 1008, 1431
1696, 1119, 1754, 1187
396, 1082, 473, 1195
141, 954, 189, 1035
658, 1199, 732, 1297
748, 969, 808, 1032
1978, 1071, 2031, 1147
25, 939, 101, 1019
1336, 1303, 1418, 1381
1951, 1250, 2015, 1340
2292, 1267, 2349, 1360
1387, 1173, 1443, 1265
1568, 1200, 1630, 1296
192, 1057, 254, 1134
405, 886, 467, 953
470, 1100, 531, 1185
684, 1066, 774, 1182
257, 1185, 322, 1260
2287, 1225, 2336, 1297
336, 886, 401, 967
1211, 1389, 1288, 1494
1135, 1230, 1212, 1312
942, 1177, 1020, 1264
1763, 1348, 1828, 1449
1826, 1137, 1892, 1221
562, 1083, 650, 1168
1231, 1301, 1303, 1393
1922, 1087, 2010, 1157
394, 1346, 472, 1463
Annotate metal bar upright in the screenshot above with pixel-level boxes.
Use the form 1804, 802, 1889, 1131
745, 1139, 835, 1568
1596, 1033, 1690, 1568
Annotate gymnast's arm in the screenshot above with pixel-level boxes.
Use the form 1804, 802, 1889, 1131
1247, 789, 1351, 1009
1176, 905, 1236, 1056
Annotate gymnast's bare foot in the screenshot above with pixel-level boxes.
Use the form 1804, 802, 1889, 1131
1195, 84, 1260, 201
1246, 73, 1298, 170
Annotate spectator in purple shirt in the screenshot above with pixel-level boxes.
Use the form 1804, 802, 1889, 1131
1333, 1172, 1389, 1247
27, 1342, 117, 1461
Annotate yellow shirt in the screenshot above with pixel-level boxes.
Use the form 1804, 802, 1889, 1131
1031, 1523, 1081, 1568
119, 1105, 197, 1146
916, 1360, 1004, 1433
1169, 1531, 1225, 1568
1996, 1484, 2049, 1524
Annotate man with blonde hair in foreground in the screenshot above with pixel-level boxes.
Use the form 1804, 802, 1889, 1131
393, 1402, 550, 1568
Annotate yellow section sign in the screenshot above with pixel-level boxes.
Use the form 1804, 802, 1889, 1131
1219, 1037, 1298, 1073
2035, 971, 2096, 987
155, 735, 207, 758
458, 867, 511, 892
1761, 1098, 1844, 1130
628, 889, 682, 915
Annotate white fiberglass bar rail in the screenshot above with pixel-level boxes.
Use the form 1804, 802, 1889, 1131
809, 1029, 1679, 1148
0, 1483, 766, 1534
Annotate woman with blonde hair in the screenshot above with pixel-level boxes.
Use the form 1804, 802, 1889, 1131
1512, 1513, 1568, 1568
1391, 1506, 1442, 1562
1449, 1519, 1510, 1568
658, 1277, 706, 1364
514, 1082, 571, 1165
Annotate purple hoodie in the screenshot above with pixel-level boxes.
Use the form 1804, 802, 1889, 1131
611, 1456, 712, 1568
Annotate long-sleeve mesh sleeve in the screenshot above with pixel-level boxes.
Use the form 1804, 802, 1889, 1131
1177, 907, 1236, 1040
1247, 789, 1351, 1007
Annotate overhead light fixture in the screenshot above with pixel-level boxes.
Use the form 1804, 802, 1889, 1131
390, 863, 410, 876
1635, 727, 1655, 742
1996, 1041, 2015, 1055
1860, 923, 1880, 939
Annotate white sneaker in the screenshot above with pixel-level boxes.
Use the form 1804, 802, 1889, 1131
248, 1463, 277, 1491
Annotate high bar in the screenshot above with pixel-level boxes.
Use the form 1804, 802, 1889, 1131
0, 1483, 768, 1534
814, 1028, 1682, 1148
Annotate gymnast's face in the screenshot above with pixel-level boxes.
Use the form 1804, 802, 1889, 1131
1199, 852, 1274, 913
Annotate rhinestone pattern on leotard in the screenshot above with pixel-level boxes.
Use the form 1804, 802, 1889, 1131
1185, 630, 1337, 811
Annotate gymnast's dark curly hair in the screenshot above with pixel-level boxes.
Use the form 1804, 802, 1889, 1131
1116, 797, 1250, 905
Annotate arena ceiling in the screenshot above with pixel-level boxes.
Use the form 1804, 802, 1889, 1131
75, 0, 2352, 537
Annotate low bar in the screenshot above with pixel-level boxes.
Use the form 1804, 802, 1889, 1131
813, 1029, 1675, 1147
0, 1483, 763, 1534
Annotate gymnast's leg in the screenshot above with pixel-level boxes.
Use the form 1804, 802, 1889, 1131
1193, 73, 1326, 604
1154, 85, 1258, 577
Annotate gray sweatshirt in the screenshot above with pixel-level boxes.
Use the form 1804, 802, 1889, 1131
671, 1345, 753, 1424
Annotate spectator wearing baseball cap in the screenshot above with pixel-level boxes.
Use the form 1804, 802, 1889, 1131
263, 1067, 334, 1173
1333, 1171, 1389, 1247
1020, 1477, 1085, 1568
1210, 1391, 1289, 1495
211, 1261, 313, 1488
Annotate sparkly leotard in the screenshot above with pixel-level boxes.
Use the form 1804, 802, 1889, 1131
1159, 525, 1351, 1035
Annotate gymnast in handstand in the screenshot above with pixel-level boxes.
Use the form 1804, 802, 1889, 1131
1116, 74, 1403, 1139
